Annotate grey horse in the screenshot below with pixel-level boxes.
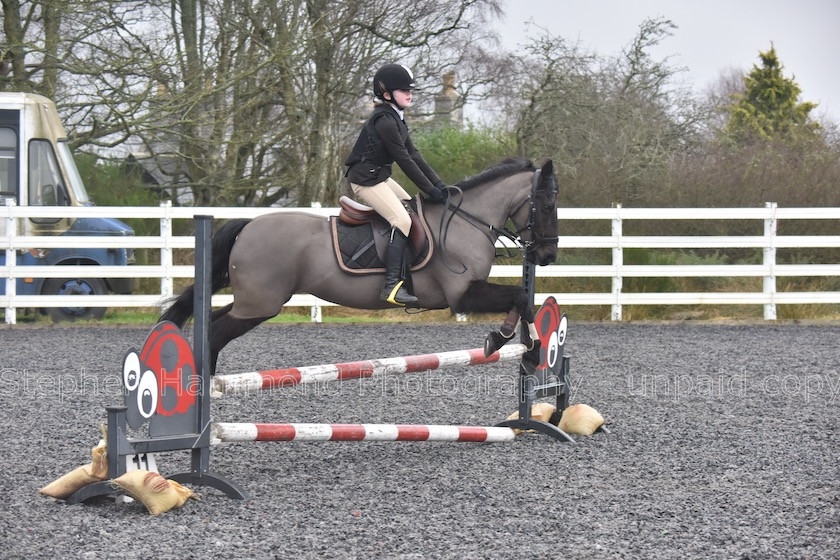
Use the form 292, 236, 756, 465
161, 157, 559, 373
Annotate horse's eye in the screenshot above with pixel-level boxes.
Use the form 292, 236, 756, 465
543, 204, 553, 213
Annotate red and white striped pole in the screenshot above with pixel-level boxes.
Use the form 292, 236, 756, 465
212, 343, 527, 394
212, 422, 517, 443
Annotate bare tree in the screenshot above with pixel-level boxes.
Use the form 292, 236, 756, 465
1, 0, 109, 97
2, 0, 501, 206
486, 17, 705, 207
701, 67, 745, 136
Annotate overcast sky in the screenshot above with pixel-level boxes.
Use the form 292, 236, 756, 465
494, 0, 840, 122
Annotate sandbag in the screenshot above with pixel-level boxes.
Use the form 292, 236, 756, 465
111, 470, 196, 515
558, 403, 605, 436
39, 440, 108, 499
89, 440, 108, 479
39, 465, 102, 499
504, 402, 558, 434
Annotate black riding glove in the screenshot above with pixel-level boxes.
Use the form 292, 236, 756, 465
426, 186, 447, 203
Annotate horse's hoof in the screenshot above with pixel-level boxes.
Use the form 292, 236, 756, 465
484, 331, 510, 357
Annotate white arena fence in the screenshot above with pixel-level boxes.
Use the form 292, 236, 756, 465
3, 201, 840, 324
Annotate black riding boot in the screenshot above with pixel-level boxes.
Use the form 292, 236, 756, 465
380, 229, 418, 306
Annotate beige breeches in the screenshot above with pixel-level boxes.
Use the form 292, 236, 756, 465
351, 178, 413, 236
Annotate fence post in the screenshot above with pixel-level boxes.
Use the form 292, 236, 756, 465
763, 202, 777, 320
4, 199, 16, 325
611, 205, 623, 321
160, 201, 173, 308
309, 202, 323, 322
310, 301, 322, 323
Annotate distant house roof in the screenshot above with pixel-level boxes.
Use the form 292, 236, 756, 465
126, 153, 191, 186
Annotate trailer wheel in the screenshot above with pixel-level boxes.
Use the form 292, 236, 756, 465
42, 277, 108, 321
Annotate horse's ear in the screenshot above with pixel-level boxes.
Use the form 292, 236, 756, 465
541, 159, 554, 177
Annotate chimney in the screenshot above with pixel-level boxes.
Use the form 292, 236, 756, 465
434, 71, 463, 127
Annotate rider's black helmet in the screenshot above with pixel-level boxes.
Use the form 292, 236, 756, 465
373, 64, 416, 100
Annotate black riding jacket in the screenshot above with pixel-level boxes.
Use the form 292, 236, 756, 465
345, 104, 444, 195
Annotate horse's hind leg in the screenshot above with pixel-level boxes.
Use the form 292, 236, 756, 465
209, 309, 271, 375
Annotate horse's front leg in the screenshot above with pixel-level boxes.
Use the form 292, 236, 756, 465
453, 280, 539, 356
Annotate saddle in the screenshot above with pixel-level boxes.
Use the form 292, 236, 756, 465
330, 195, 433, 274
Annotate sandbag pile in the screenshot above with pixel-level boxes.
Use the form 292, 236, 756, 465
505, 402, 605, 436
39, 435, 197, 515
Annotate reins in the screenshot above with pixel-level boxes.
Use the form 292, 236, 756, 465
434, 168, 557, 273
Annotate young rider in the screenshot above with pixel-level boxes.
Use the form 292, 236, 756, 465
345, 63, 449, 306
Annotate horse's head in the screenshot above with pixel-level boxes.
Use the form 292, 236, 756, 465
518, 159, 559, 266
445, 156, 558, 266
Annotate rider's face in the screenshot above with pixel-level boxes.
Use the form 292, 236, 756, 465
389, 89, 412, 108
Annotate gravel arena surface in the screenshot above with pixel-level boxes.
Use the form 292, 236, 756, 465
2, 320, 839, 559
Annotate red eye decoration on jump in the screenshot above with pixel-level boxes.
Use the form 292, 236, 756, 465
533, 296, 567, 376
122, 322, 198, 432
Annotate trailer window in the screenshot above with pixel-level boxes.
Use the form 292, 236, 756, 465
0, 127, 16, 202
57, 140, 90, 204
28, 139, 69, 207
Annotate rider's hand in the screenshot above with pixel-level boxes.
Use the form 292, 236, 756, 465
427, 187, 447, 203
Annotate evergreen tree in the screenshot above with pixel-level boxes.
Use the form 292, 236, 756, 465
723, 45, 820, 144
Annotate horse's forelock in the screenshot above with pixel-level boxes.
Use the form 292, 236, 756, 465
455, 157, 536, 191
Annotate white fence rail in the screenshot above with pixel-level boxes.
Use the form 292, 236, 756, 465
3, 202, 840, 324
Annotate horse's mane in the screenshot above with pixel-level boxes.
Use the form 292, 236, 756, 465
455, 157, 536, 191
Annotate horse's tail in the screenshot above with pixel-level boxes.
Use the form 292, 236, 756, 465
158, 218, 252, 327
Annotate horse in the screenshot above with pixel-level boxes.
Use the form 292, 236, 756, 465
160, 157, 559, 374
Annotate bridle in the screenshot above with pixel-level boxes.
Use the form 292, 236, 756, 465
513, 168, 560, 256
435, 168, 559, 272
